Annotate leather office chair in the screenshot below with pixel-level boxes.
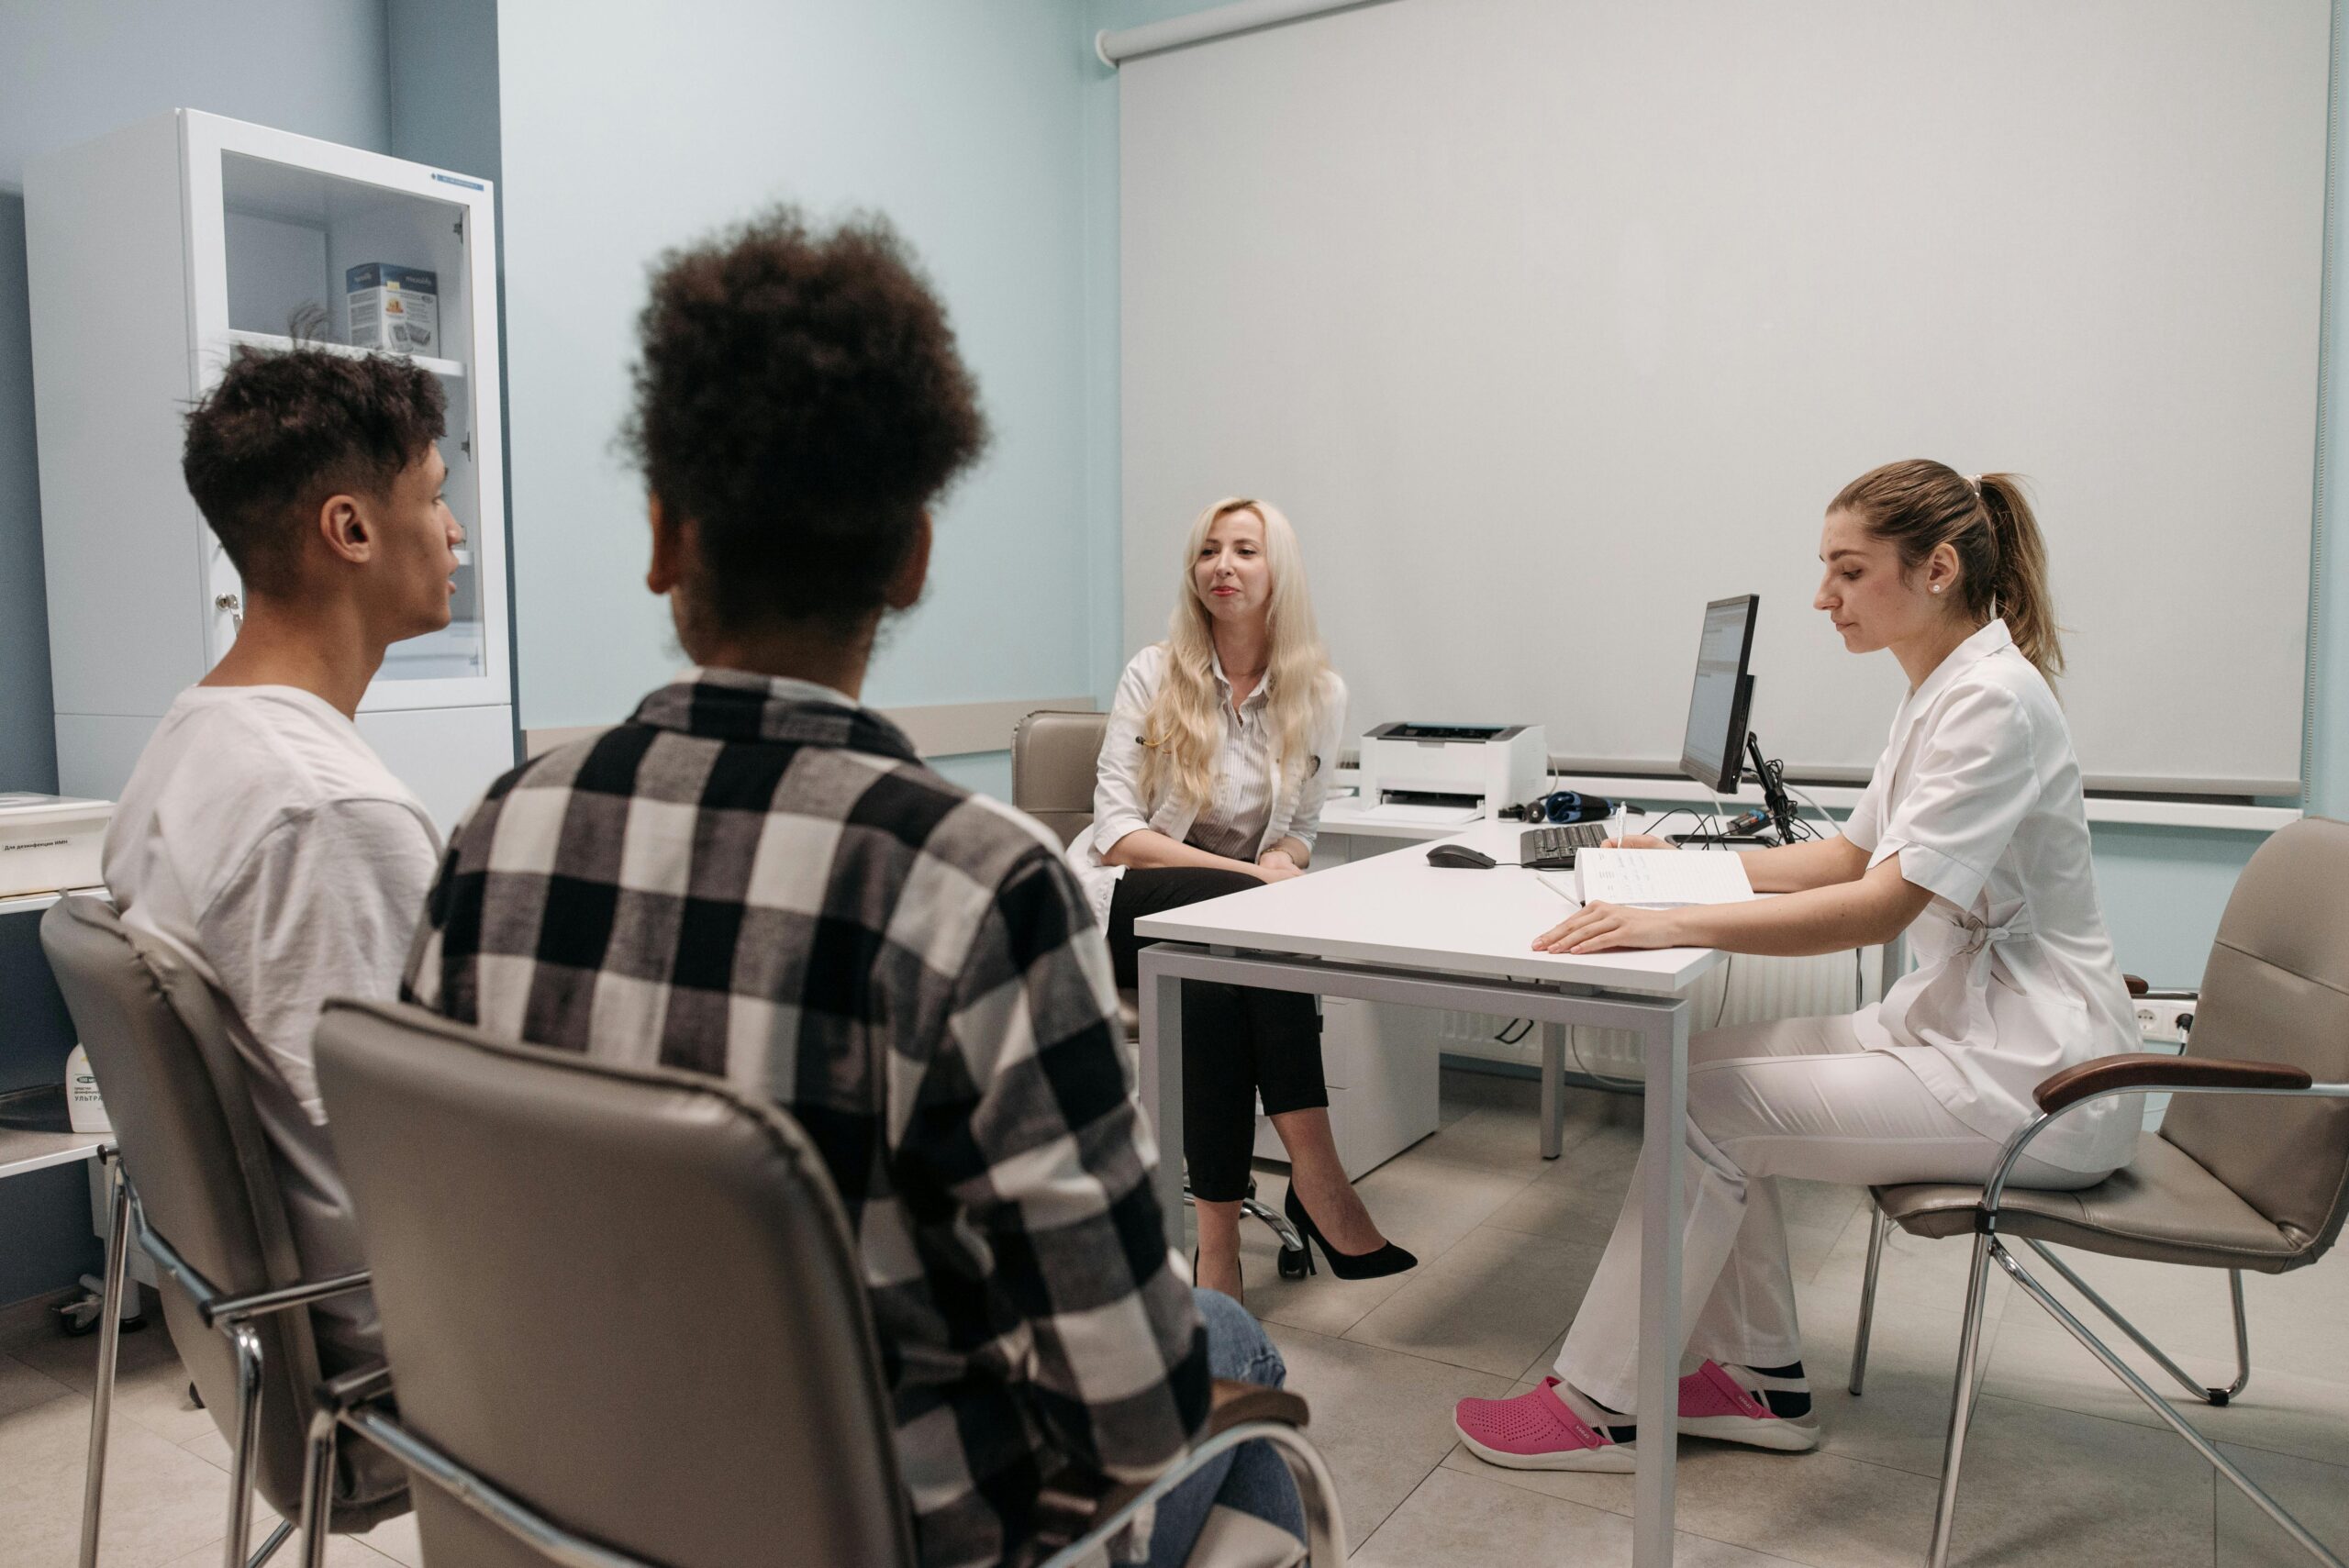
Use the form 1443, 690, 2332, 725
1845, 817, 2349, 1568
302, 997, 1346, 1568
1011, 709, 1307, 1269
39, 898, 406, 1568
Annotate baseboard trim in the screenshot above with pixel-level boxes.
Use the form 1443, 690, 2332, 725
524, 695, 1097, 762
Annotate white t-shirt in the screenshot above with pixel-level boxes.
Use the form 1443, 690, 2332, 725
106, 685, 442, 1118
1842, 620, 2141, 1173
103, 685, 441, 1364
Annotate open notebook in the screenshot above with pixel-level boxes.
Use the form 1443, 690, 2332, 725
1564, 848, 1756, 909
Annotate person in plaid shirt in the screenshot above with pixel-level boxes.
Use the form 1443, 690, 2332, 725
402, 207, 1303, 1568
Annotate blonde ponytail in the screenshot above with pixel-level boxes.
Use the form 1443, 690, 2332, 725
1974, 473, 2063, 681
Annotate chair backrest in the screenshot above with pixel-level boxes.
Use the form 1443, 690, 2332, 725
312, 998, 916, 1568
2162, 816, 2349, 1260
37, 897, 399, 1528
1012, 708, 1110, 849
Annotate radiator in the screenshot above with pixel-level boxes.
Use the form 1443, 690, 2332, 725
1440, 949, 1879, 1078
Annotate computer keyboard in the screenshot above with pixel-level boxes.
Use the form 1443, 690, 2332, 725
1520, 821, 1608, 871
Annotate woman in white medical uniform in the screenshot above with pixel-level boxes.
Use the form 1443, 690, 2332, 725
1453, 459, 2142, 1470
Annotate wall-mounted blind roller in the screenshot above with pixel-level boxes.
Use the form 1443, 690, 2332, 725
1119, 0, 2329, 795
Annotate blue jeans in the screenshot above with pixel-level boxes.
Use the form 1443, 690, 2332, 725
1143, 1288, 1307, 1567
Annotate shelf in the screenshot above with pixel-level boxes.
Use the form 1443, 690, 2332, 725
226, 329, 463, 380
0, 1128, 106, 1182
1328, 772, 2300, 837
0, 886, 106, 918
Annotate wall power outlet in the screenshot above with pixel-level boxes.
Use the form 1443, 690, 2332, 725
2133, 997, 2196, 1045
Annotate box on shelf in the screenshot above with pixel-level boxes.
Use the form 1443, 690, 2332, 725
345, 262, 439, 353
0, 794, 112, 898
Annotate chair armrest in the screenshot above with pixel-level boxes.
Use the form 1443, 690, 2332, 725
1206, 1379, 1309, 1437
1031, 1381, 1311, 1551
201, 1268, 373, 1328
315, 1359, 394, 1416
2035, 1052, 2312, 1113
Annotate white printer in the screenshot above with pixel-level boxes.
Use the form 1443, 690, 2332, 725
1356, 723, 1547, 819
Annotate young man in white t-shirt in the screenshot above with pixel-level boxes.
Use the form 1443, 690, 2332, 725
104, 345, 462, 1390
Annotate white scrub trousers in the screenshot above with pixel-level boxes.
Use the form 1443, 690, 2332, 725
1554, 1013, 2115, 1412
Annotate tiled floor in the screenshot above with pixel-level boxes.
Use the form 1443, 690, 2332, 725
3, 1067, 2343, 1567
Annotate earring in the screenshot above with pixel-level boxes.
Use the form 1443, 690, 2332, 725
1931, 584, 1943, 595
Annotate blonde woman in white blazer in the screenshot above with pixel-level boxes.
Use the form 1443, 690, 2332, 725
1074, 498, 1413, 1301
1455, 461, 2141, 1472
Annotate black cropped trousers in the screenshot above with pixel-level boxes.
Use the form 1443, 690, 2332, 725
1104, 865, 1328, 1204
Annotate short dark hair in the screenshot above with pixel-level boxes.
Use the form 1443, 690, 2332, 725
181, 346, 448, 595
622, 205, 989, 633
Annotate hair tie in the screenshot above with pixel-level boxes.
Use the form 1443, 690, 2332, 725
1965, 473, 1983, 495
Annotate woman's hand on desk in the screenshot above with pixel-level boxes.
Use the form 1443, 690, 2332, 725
1600, 833, 1675, 851
1256, 849, 1305, 883
1532, 901, 1686, 955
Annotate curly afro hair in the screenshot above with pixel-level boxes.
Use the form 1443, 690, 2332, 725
181, 345, 447, 595
621, 205, 990, 634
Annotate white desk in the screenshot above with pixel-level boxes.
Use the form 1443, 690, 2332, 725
1134, 817, 1719, 1568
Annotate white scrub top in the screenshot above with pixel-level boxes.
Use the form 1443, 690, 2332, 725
1842, 619, 2141, 1174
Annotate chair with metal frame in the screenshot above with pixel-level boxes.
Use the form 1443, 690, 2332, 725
1012, 708, 1308, 1270
300, 996, 1346, 1568
39, 897, 408, 1568
1844, 816, 2349, 1568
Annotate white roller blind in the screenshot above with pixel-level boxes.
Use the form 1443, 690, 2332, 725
1119, 0, 2328, 794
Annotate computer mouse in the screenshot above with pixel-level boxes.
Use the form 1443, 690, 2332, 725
1425, 844, 1497, 870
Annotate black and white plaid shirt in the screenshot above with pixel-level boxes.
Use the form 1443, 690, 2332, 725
403, 670, 1208, 1568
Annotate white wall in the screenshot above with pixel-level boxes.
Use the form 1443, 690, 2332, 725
495, 0, 1100, 751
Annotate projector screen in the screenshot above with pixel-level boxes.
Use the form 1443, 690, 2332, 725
1119, 0, 2329, 795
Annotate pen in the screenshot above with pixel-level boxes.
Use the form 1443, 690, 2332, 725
1536, 873, 1582, 908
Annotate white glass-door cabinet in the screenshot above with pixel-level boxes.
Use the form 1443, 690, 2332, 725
25, 109, 515, 829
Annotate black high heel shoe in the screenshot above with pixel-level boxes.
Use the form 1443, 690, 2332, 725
1282, 1184, 1417, 1281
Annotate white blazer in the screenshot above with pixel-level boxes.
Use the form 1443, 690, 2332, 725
1843, 618, 2140, 1173
1070, 643, 1348, 926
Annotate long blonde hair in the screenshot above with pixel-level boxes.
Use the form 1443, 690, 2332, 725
1140, 497, 1334, 813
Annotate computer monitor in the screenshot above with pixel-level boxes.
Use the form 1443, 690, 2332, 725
1679, 595, 1758, 795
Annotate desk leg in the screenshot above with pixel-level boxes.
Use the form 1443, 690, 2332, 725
1135, 949, 1186, 1230
1632, 997, 1691, 1568
1539, 1022, 1566, 1160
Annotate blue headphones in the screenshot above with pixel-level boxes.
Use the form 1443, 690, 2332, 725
1503, 790, 1615, 825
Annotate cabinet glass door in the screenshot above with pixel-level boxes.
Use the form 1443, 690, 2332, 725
187, 118, 507, 709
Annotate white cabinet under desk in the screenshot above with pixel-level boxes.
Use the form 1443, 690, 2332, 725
24, 108, 518, 830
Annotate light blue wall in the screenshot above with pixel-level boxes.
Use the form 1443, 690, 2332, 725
494, 0, 1102, 784
0, 0, 395, 1306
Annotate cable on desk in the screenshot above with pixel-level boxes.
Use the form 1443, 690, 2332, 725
1641, 806, 1706, 841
